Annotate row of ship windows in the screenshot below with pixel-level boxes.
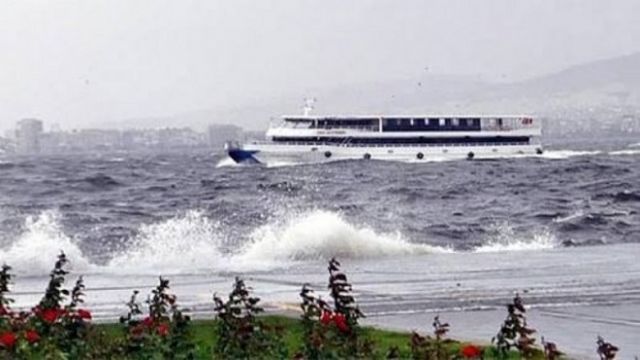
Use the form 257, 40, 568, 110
285, 118, 506, 130
382, 118, 487, 128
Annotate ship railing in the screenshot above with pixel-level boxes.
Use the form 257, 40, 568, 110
271, 125, 380, 132
316, 126, 379, 131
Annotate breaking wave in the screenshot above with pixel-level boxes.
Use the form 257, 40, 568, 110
215, 157, 240, 168
1, 209, 568, 277
108, 209, 453, 273
474, 223, 557, 253
609, 149, 640, 156
238, 210, 452, 264
0, 210, 91, 275
107, 210, 226, 274
2, 209, 453, 276
540, 150, 602, 160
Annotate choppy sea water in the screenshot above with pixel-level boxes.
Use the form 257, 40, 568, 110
1, 139, 639, 358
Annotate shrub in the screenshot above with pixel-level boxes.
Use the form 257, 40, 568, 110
410, 315, 459, 360
0, 252, 97, 359
492, 293, 537, 359
541, 336, 562, 360
0, 264, 17, 355
0, 264, 12, 315
213, 277, 287, 359
327, 258, 372, 357
298, 283, 332, 359
596, 336, 618, 360
295, 258, 373, 359
431, 315, 451, 360
119, 277, 196, 359
386, 345, 401, 359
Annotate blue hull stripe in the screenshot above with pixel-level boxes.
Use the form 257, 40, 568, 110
228, 149, 261, 164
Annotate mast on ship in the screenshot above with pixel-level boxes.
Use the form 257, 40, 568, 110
303, 98, 316, 116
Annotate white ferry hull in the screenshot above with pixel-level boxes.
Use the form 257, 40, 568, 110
229, 143, 542, 165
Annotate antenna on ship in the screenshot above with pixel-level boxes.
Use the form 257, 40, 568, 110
302, 97, 316, 116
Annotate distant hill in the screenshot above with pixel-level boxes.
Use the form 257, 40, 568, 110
393, 52, 640, 115
519, 52, 640, 95
475, 52, 640, 113
117, 52, 640, 131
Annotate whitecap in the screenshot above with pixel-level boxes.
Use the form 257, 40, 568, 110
474, 222, 557, 253
107, 210, 225, 274
609, 149, 640, 156
0, 210, 91, 275
539, 150, 601, 159
237, 210, 452, 266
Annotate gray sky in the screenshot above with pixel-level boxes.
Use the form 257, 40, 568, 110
1, 0, 639, 132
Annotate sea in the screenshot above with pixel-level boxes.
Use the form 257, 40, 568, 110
1, 137, 639, 358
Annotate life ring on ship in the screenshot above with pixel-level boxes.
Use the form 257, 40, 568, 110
324, 151, 332, 158
363, 153, 371, 160
467, 152, 475, 160
416, 152, 424, 160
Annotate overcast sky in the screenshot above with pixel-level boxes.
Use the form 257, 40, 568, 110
1, 0, 639, 132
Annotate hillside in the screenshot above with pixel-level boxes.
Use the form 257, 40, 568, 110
119, 52, 640, 131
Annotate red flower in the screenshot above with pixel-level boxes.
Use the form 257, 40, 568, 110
24, 330, 40, 344
461, 344, 482, 358
77, 309, 92, 320
333, 313, 349, 333
0, 332, 17, 349
130, 324, 145, 337
142, 316, 154, 328
41, 308, 60, 324
320, 310, 333, 325
157, 323, 170, 337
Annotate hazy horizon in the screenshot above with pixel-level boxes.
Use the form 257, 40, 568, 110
1, 0, 640, 133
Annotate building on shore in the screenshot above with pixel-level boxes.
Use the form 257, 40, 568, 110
16, 119, 44, 154
0, 136, 12, 154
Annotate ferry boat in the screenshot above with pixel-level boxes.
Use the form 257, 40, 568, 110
226, 106, 542, 165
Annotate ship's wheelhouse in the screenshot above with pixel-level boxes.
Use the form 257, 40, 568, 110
279, 117, 380, 131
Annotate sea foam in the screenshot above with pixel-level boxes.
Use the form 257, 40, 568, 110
474, 222, 557, 253
107, 210, 226, 274
0, 210, 91, 275
238, 210, 452, 263
609, 149, 640, 156
540, 150, 602, 160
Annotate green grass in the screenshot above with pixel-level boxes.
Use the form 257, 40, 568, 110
95, 315, 545, 359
